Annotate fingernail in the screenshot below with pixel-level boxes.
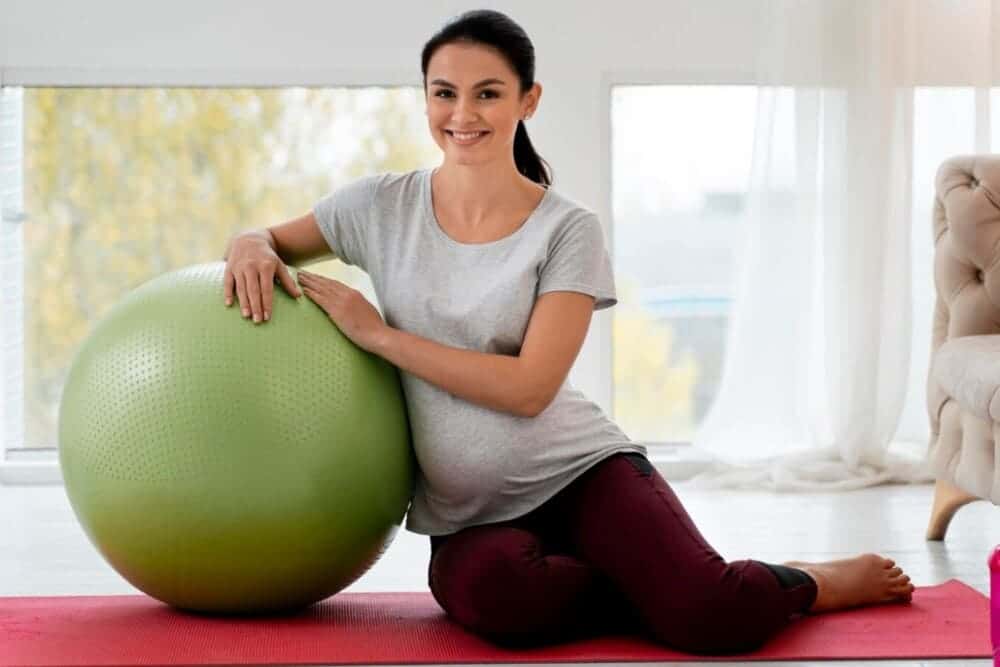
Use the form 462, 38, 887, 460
264, 311, 270, 321
242, 309, 249, 317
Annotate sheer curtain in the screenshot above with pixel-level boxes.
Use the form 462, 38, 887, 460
688, 0, 998, 490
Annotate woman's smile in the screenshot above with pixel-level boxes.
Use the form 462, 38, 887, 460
447, 130, 490, 146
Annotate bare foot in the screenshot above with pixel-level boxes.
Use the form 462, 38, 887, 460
781, 554, 915, 613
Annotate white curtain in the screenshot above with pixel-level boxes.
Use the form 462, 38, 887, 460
688, 0, 999, 491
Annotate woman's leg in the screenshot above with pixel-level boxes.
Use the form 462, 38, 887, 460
557, 452, 818, 655
426, 451, 912, 653
427, 506, 639, 646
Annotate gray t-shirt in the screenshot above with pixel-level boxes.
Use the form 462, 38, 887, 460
313, 167, 647, 536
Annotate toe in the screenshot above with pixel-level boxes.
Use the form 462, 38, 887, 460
893, 583, 915, 597
887, 566, 903, 578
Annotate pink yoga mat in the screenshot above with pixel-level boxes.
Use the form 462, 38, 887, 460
0, 579, 989, 666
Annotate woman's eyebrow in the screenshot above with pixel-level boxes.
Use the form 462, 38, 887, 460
430, 78, 506, 88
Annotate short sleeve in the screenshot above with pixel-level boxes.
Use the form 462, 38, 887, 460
312, 174, 380, 271
537, 213, 618, 310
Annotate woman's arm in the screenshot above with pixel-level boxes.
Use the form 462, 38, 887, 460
268, 212, 335, 266
373, 290, 595, 418
376, 327, 534, 418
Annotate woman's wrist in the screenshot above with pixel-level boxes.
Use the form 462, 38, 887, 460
373, 325, 397, 357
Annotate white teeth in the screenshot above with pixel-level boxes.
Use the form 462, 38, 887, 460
451, 131, 486, 140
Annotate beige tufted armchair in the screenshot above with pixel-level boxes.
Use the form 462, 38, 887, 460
926, 154, 1000, 540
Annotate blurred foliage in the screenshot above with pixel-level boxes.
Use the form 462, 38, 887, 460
613, 279, 698, 442
20, 86, 699, 448
22, 87, 439, 447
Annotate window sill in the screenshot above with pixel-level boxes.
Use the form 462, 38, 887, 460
0, 449, 63, 485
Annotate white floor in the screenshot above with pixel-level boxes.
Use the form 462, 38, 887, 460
1, 470, 996, 667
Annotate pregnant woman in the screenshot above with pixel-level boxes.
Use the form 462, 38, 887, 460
222, 8, 914, 655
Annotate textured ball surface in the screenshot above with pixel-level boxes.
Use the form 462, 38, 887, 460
58, 262, 415, 615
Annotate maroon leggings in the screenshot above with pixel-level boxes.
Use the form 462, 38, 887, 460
427, 451, 818, 654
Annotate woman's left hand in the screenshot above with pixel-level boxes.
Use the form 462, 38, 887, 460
298, 270, 388, 354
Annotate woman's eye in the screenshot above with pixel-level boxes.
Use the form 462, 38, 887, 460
435, 90, 498, 99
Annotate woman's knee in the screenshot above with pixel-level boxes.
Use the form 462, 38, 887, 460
429, 527, 543, 635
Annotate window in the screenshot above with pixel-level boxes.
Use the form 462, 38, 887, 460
1, 86, 439, 452
6, 82, 978, 456
611, 84, 994, 448
611, 85, 759, 445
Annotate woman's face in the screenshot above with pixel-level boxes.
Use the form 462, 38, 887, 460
425, 42, 540, 167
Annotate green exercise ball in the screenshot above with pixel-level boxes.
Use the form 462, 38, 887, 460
58, 261, 415, 615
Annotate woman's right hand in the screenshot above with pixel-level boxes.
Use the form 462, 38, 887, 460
223, 230, 303, 323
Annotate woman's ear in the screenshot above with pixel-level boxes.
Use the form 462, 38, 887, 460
526, 82, 542, 117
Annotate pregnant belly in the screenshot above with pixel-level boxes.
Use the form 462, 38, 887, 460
410, 420, 514, 503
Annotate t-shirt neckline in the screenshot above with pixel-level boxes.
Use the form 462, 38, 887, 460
423, 167, 551, 249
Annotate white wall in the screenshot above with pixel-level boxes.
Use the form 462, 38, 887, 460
0, 2, 763, 72
0, 0, 765, 414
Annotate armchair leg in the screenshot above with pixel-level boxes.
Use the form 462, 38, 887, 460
926, 478, 981, 541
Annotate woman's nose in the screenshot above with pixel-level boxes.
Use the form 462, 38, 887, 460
452, 97, 479, 118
